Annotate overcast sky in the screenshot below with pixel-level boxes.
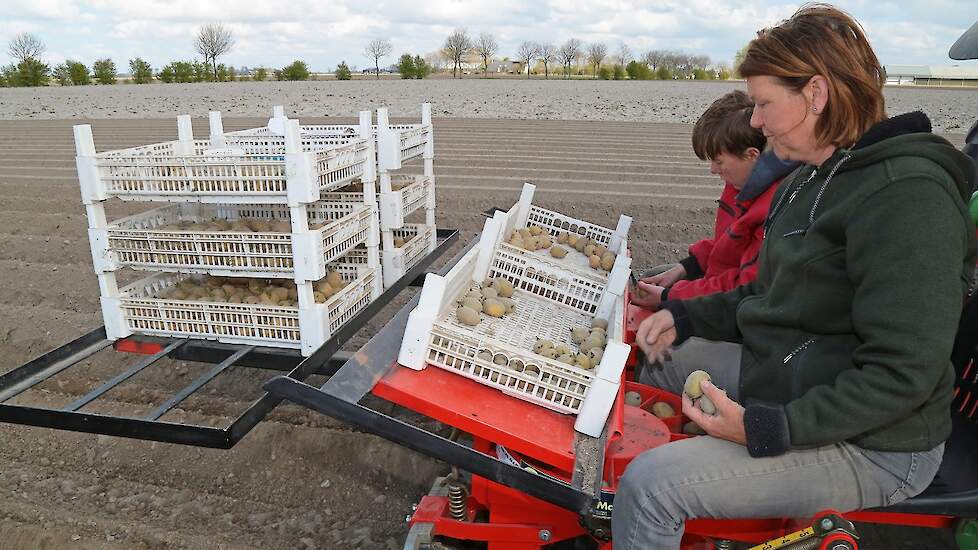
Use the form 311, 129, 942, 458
3, 0, 976, 72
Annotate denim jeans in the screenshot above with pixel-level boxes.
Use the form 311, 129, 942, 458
616, 339, 945, 549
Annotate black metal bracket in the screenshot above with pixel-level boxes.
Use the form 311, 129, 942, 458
264, 233, 611, 535
0, 229, 459, 449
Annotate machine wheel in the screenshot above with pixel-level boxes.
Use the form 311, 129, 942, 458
955, 518, 978, 550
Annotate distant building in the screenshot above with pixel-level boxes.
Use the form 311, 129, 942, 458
884, 65, 978, 86
486, 60, 525, 74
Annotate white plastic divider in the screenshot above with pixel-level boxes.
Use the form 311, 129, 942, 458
397, 197, 631, 433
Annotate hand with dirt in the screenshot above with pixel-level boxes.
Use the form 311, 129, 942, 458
642, 264, 686, 288
636, 309, 677, 363
682, 380, 746, 445
630, 281, 665, 310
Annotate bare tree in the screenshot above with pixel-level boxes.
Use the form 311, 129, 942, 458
642, 49, 667, 71
194, 23, 234, 81
537, 43, 557, 79
8, 33, 45, 63
516, 41, 540, 79
424, 51, 445, 72
615, 42, 632, 67
558, 38, 582, 79
474, 32, 498, 78
443, 28, 473, 78
587, 42, 607, 77
364, 38, 393, 79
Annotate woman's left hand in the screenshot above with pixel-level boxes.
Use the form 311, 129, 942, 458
682, 380, 747, 445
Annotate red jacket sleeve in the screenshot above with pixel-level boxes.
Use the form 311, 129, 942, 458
665, 223, 764, 300
688, 184, 740, 276
665, 182, 777, 301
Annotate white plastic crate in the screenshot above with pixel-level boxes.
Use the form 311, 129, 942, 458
378, 174, 435, 231
230, 104, 432, 170
381, 223, 435, 288
398, 210, 631, 434
75, 118, 370, 206
498, 183, 632, 284
94, 201, 372, 281
323, 174, 432, 231
104, 258, 377, 356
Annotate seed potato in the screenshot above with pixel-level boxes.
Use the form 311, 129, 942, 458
457, 306, 481, 326
683, 370, 712, 399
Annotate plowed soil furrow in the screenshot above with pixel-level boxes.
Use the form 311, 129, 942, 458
0, 116, 964, 550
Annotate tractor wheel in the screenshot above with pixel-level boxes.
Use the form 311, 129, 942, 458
955, 518, 978, 550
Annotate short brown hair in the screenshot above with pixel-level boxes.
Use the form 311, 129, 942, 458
738, 3, 886, 149
691, 90, 766, 161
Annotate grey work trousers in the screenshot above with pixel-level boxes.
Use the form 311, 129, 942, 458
615, 338, 945, 549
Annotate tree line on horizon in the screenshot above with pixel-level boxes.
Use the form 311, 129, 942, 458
2, 26, 735, 88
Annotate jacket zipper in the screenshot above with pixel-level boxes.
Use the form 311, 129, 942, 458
783, 337, 816, 364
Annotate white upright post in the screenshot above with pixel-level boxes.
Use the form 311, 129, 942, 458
376, 107, 397, 286
422, 103, 437, 251
75, 124, 129, 339
268, 105, 288, 135
175, 114, 194, 155
359, 110, 383, 298
208, 111, 226, 147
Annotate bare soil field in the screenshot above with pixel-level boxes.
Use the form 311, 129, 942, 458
2, 79, 976, 132
0, 115, 967, 549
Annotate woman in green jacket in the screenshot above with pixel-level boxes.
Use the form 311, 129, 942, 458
612, 4, 977, 549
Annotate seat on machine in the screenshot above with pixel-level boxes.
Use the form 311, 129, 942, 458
883, 291, 978, 515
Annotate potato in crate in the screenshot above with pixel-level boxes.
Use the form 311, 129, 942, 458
103, 256, 376, 356
496, 183, 632, 285
95, 200, 372, 281
398, 210, 631, 436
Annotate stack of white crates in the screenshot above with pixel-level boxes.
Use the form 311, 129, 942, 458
75, 110, 382, 356
231, 104, 437, 290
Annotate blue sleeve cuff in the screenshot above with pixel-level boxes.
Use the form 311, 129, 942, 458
744, 401, 791, 457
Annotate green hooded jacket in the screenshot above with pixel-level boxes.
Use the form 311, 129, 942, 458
662, 112, 978, 457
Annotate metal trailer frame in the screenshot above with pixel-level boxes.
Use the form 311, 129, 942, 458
0, 228, 458, 449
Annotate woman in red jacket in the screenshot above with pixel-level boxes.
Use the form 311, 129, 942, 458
633, 90, 797, 309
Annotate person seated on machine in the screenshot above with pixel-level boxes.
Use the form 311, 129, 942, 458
612, 4, 977, 549
631, 91, 797, 385
631, 91, 797, 312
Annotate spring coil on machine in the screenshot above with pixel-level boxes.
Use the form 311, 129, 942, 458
447, 481, 467, 520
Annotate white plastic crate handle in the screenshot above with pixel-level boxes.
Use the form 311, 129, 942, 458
358, 110, 377, 188
175, 114, 194, 155
595, 254, 632, 320
422, 103, 433, 160
268, 105, 287, 135
398, 273, 447, 370
208, 111, 226, 147
574, 377, 619, 437
74, 124, 106, 204
376, 107, 402, 171
610, 215, 633, 255
473, 215, 505, 283
285, 120, 319, 205
515, 183, 535, 227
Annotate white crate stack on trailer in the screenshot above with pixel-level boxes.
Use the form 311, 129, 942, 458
75, 110, 381, 356
397, 183, 633, 437
235, 104, 436, 290
375, 105, 436, 289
